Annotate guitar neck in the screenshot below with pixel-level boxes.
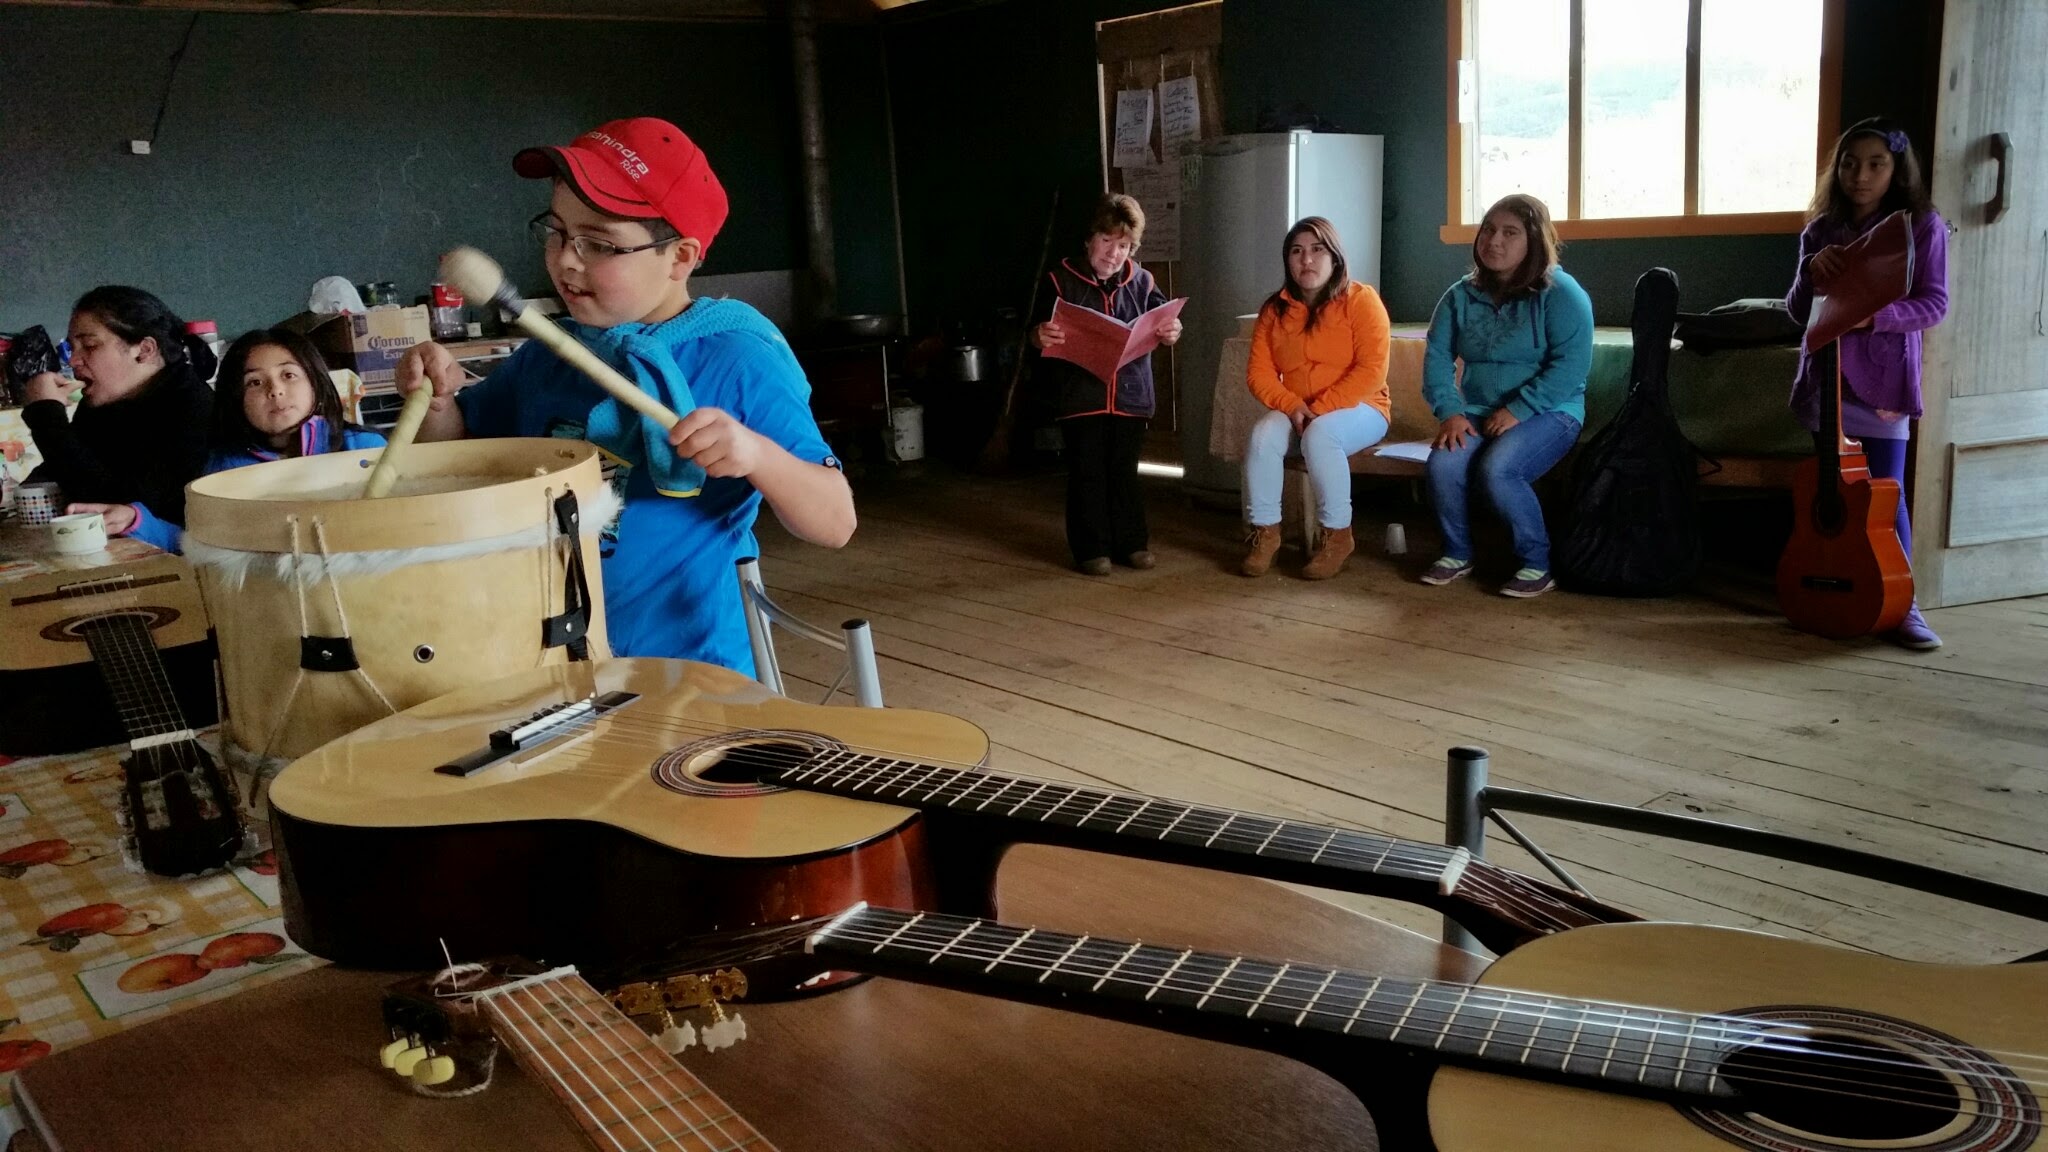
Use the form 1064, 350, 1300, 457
773, 751, 1628, 951
76, 609, 193, 741
1820, 341, 1853, 465
809, 906, 1740, 1107
478, 968, 775, 1152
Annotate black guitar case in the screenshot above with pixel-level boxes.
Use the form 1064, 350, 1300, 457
1554, 268, 1709, 596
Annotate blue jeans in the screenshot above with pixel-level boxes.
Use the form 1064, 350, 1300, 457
1427, 410, 1580, 570
1243, 403, 1391, 530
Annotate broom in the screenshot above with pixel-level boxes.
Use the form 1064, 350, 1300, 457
977, 189, 1062, 472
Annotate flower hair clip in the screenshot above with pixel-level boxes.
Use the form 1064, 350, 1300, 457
1886, 129, 1910, 154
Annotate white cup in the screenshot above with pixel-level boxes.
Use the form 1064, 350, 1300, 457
18, 482, 61, 525
49, 511, 107, 555
1385, 522, 1408, 556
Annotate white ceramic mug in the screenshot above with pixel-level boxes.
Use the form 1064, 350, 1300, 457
49, 511, 107, 555
18, 482, 61, 526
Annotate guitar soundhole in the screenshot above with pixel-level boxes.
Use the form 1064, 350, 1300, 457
698, 742, 815, 784
1722, 1032, 1955, 1140
1681, 1006, 2039, 1152
41, 607, 178, 644
651, 730, 846, 799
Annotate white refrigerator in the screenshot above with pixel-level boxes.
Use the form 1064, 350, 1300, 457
1176, 132, 1385, 497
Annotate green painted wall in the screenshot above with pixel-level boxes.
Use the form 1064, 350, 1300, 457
0, 7, 899, 337
886, 0, 1940, 328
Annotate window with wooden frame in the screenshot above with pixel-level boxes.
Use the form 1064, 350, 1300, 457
1443, 0, 1844, 242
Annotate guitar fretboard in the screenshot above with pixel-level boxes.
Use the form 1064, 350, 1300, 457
69, 585, 192, 740
478, 969, 774, 1152
776, 750, 1457, 885
811, 907, 1744, 1103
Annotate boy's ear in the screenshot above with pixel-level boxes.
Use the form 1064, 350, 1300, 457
668, 238, 703, 283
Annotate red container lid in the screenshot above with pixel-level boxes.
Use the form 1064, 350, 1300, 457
185, 320, 218, 336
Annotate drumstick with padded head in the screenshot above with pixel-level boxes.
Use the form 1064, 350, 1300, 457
360, 381, 436, 499
437, 246, 681, 431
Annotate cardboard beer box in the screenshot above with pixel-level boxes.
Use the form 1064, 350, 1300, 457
282, 306, 432, 389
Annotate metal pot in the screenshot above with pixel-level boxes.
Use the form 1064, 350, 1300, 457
947, 344, 987, 382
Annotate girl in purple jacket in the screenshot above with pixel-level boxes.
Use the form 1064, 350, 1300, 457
1786, 117, 1949, 650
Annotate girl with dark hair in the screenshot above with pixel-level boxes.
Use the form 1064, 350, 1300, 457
1785, 117, 1949, 650
1239, 216, 1392, 580
1420, 194, 1594, 599
20, 285, 215, 530
106, 328, 386, 553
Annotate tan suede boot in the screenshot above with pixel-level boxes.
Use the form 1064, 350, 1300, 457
1240, 524, 1283, 577
1301, 526, 1355, 580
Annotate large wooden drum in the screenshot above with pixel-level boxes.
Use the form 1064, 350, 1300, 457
182, 439, 614, 773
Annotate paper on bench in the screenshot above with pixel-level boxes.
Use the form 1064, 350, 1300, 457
1373, 440, 1434, 464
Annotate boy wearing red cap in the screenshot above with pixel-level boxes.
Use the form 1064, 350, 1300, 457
397, 118, 853, 676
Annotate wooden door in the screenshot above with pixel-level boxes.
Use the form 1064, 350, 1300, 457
1914, 0, 2048, 605
1097, 1, 1224, 461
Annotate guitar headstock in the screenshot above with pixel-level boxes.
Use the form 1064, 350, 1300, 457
1447, 857, 1641, 952
379, 958, 549, 1092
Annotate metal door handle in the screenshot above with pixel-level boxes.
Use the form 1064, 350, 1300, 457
1989, 132, 2013, 225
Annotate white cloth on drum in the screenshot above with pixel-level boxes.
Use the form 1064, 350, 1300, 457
181, 483, 621, 587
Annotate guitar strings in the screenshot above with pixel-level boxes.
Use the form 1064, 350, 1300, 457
551, 711, 1592, 936
515, 720, 1589, 942
817, 913, 2046, 1116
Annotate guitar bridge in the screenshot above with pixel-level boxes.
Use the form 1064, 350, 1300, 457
434, 691, 639, 777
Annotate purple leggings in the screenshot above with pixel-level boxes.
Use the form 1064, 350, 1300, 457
1858, 437, 1912, 555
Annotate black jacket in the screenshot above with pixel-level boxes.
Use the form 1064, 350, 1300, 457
1036, 258, 1167, 419
24, 363, 214, 527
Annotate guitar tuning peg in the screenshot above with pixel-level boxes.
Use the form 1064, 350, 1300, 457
392, 1043, 430, 1077
655, 1014, 697, 1055
412, 1053, 457, 1087
379, 1037, 413, 1069
700, 1010, 746, 1052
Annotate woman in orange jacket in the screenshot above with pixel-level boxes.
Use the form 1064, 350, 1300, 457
1240, 217, 1392, 579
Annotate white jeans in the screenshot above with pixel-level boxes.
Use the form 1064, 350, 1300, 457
1243, 403, 1391, 530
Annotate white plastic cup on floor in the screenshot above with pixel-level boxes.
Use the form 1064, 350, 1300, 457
1385, 523, 1407, 555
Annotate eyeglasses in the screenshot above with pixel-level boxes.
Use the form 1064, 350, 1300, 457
528, 214, 677, 262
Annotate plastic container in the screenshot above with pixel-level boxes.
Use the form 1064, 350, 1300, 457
429, 284, 467, 342
185, 320, 226, 383
888, 402, 925, 462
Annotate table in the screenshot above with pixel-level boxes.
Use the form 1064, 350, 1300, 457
14, 845, 1486, 1152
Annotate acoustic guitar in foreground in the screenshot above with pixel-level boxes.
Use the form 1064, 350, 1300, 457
267, 658, 1630, 991
1778, 209, 1916, 638
773, 904, 2047, 1152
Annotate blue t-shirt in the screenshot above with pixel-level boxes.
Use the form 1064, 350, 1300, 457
456, 299, 832, 676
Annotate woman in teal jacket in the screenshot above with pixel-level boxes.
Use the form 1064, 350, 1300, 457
1421, 194, 1593, 598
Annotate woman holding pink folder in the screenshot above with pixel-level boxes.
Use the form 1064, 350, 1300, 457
1033, 193, 1183, 576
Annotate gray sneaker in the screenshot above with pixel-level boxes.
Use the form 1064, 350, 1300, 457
1500, 568, 1556, 598
1420, 558, 1475, 586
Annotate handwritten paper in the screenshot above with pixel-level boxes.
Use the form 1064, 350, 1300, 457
1159, 75, 1201, 157
1045, 297, 1186, 387
1121, 165, 1181, 263
1112, 88, 1156, 169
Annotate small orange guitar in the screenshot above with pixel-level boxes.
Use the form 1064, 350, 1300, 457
1777, 211, 1915, 639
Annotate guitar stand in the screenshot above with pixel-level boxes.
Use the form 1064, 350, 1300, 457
1440, 745, 2048, 957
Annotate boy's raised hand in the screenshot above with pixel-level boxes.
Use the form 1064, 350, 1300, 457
668, 407, 767, 478
394, 342, 466, 413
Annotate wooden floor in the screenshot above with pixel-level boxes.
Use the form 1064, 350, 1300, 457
754, 467, 2048, 965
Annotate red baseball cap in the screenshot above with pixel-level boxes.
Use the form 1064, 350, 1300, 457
514, 118, 729, 253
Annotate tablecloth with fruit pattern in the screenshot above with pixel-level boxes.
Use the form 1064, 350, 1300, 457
0, 737, 317, 1143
